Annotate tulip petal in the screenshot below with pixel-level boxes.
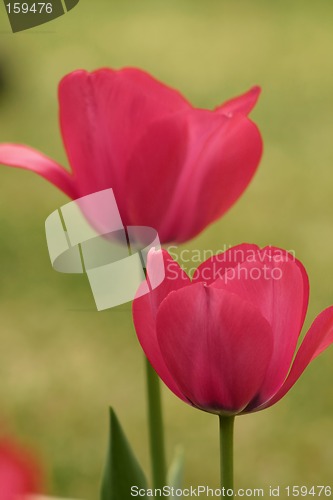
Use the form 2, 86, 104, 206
0, 144, 76, 198
58, 68, 189, 221
144, 248, 191, 316
165, 112, 262, 242
125, 114, 190, 237
212, 247, 309, 403
127, 110, 262, 242
156, 284, 273, 414
192, 243, 259, 285
133, 249, 191, 401
259, 306, 333, 410
215, 86, 261, 116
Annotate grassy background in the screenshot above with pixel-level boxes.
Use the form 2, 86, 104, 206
1, 0, 333, 497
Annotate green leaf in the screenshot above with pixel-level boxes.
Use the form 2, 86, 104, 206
101, 408, 148, 500
167, 446, 185, 491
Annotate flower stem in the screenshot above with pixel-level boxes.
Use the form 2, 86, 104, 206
219, 415, 235, 499
145, 357, 167, 489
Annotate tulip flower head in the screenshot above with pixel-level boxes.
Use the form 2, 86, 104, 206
0, 68, 262, 243
133, 245, 333, 415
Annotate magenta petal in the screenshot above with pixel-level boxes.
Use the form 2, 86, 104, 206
113, 67, 191, 111
192, 243, 259, 285
133, 250, 191, 401
215, 86, 261, 116
58, 68, 189, 220
212, 247, 309, 403
59, 69, 120, 199
0, 144, 75, 198
156, 284, 273, 414
125, 114, 189, 238
160, 111, 262, 242
181, 113, 262, 241
261, 306, 333, 410
144, 249, 191, 316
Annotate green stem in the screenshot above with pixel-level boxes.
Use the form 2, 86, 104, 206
145, 357, 167, 489
219, 415, 235, 499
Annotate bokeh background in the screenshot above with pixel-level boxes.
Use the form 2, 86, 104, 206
1, 0, 333, 497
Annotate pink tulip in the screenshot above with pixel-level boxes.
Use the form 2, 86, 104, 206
133, 245, 333, 415
0, 68, 262, 243
0, 436, 43, 499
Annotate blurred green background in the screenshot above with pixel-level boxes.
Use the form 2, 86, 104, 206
1, 0, 333, 497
